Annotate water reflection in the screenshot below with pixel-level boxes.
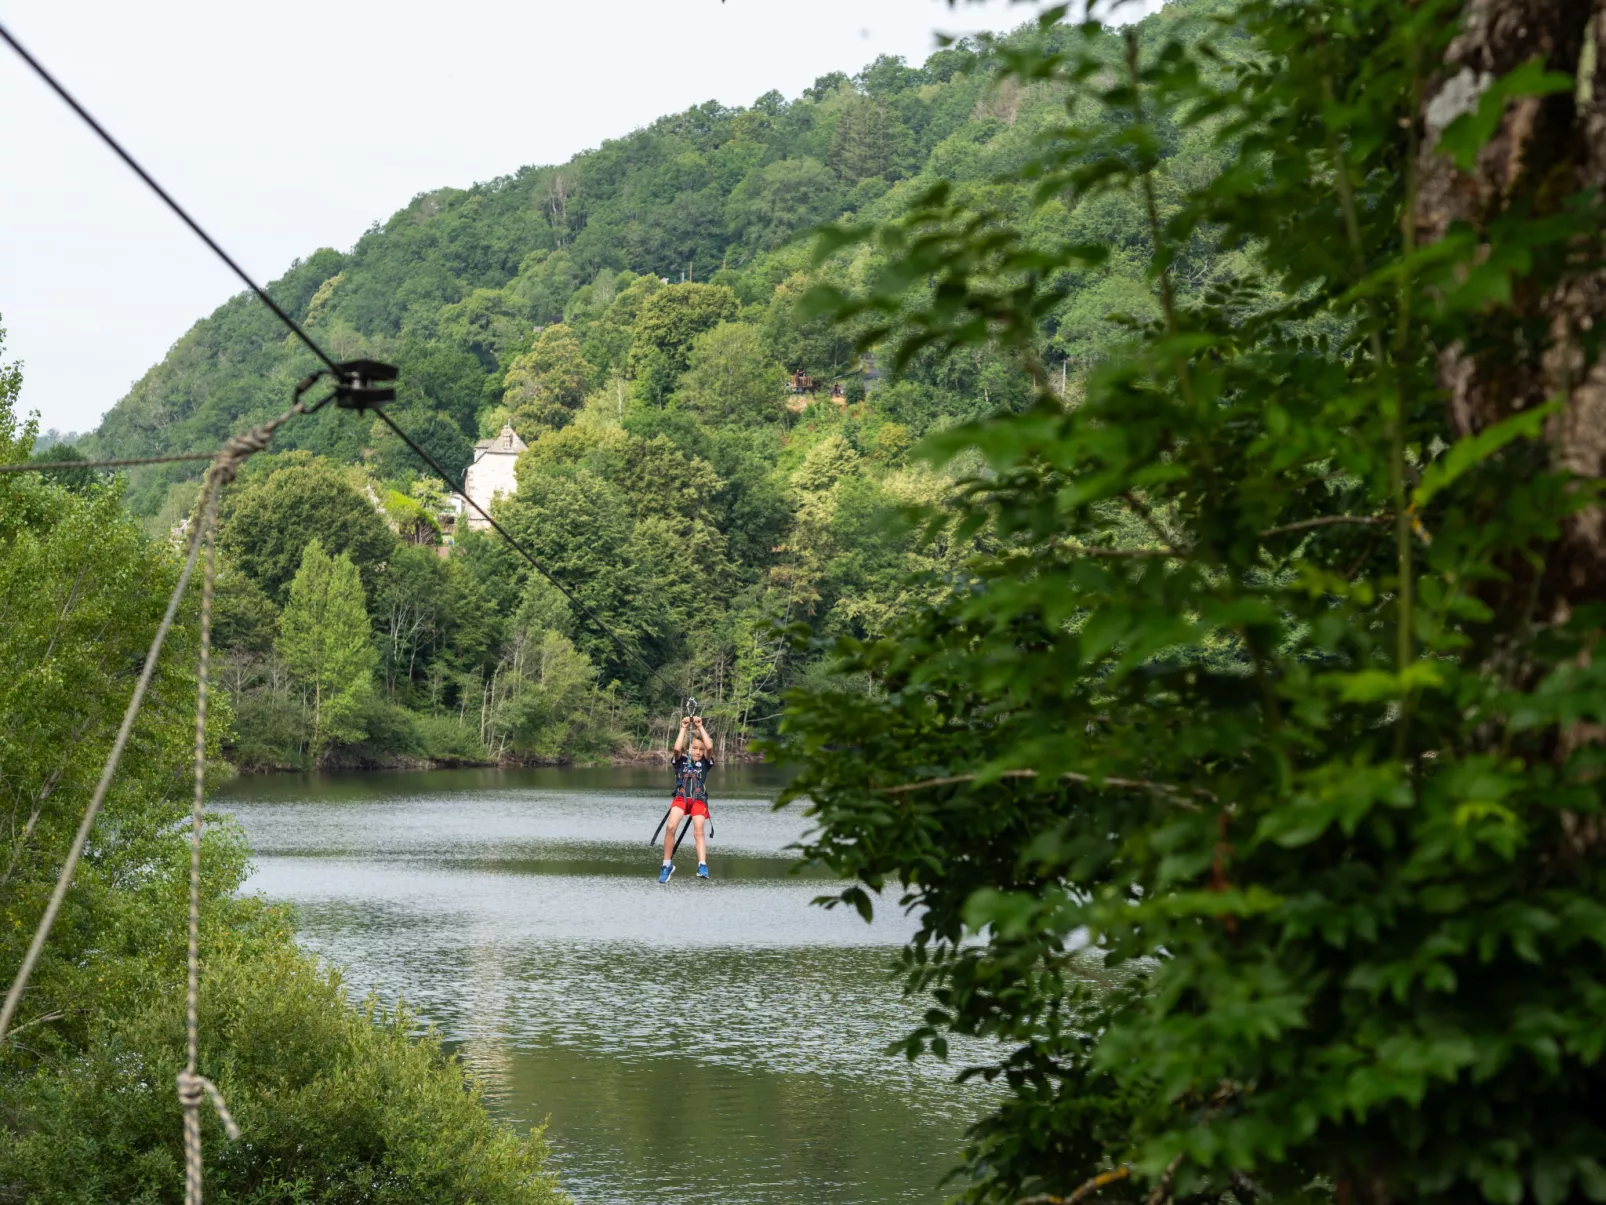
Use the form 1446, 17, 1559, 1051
222, 767, 985, 1205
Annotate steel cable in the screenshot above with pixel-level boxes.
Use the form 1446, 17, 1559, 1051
0, 28, 693, 1194
0, 21, 337, 374
0, 19, 682, 705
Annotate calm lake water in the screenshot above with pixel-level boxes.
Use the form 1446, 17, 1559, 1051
218, 766, 988, 1205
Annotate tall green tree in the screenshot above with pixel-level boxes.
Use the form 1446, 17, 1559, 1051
218, 457, 398, 604
779, 4, 1606, 1205
503, 323, 596, 435
829, 93, 897, 183
277, 539, 378, 760
583, 273, 661, 376
674, 322, 788, 424
627, 283, 740, 402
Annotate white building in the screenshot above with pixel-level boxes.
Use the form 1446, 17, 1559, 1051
462, 423, 527, 531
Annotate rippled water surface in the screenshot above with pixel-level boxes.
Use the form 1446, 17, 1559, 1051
220, 766, 987, 1205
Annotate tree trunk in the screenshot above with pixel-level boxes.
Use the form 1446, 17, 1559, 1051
1417, 0, 1606, 616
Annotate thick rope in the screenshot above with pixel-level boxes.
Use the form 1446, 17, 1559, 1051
170, 410, 309, 1197
170, 409, 315, 1199
178, 485, 238, 1205
176, 1068, 240, 1189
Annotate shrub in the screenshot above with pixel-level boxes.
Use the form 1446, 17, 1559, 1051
0, 898, 564, 1205
414, 713, 491, 764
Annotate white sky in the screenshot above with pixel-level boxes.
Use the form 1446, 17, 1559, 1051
0, 0, 1162, 434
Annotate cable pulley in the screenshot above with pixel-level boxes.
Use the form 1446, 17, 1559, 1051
333, 360, 398, 410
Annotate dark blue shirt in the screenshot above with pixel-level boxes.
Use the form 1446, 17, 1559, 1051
672, 752, 714, 803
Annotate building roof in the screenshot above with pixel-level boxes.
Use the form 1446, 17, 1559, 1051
473, 424, 527, 455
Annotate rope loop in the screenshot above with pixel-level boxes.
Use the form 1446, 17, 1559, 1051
175, 1070, 241, 1141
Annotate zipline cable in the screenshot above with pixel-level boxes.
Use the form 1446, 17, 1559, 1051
0, 18, 683, 707
0, 43, 690, 1150
0, 25, 681, 1202
0, 21, 338, 374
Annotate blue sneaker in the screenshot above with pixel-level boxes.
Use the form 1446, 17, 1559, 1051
658, 862, 675, 884
697, 863, 709, 880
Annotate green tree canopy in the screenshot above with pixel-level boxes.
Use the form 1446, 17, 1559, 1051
503, 323, 596, 436
727, 158, 842, 251
829, 93, 898, 183
761, 272, 854, 377
674, 322, 787, 424
368, 404, 473, 484
583, 273, 661, 375
396, 342, 489, 437
627, 283, 740, 401
218, 457, 398, 605
277, 538, 378, 759
778, 4, 1606, 1205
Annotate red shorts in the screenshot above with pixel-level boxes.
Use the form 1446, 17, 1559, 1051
670, 797, 709, 820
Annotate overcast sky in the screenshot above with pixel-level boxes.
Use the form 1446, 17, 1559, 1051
0, 0, 1161, 434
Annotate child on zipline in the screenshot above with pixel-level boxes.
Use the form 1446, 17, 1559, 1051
659, 714, 714, 883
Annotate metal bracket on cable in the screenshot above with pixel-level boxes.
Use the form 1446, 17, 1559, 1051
332, 359, 397, 410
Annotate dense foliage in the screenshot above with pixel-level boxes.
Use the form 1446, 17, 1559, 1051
0, 330, 564, 1202
12, 0, 1606, 1200
79, 2, 1237, 768
773, 2, 1606, 1204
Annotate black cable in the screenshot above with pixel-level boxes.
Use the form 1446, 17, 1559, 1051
371, 407, 676, 694
0, 452, 218, 474
0, 22, 676, 698
0, 21, 338, 375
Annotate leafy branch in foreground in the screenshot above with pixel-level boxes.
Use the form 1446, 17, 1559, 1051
775, 2, 1606, 1203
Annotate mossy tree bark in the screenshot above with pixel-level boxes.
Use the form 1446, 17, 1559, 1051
1418, 0, 1606, 613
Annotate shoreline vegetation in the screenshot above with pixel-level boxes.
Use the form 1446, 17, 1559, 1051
2, 349, 566, 1201
227, 745, 770, 774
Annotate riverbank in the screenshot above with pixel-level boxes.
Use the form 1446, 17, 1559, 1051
228, 744, 770, 775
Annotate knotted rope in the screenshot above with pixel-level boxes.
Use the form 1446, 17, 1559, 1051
179, 482, 226, 1205
173, 400, 325, 1203
176, 1068, 241, 1194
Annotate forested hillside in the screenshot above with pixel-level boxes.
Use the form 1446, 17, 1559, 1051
85, 0, 1238, 768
